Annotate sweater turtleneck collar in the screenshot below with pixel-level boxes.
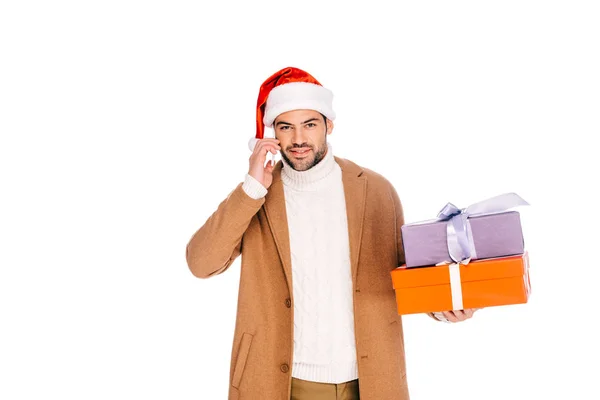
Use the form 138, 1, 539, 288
280, 142, 336, 190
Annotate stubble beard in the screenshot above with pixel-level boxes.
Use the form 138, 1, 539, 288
281, 140, 328, 172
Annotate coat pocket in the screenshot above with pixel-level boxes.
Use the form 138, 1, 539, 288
232, 332, 253, 389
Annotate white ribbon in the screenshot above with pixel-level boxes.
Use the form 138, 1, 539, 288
437, 259, 470, 310
448, 263, 463, 310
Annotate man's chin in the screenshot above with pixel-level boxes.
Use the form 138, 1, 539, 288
283, 153, 310, 170
289, 160, 313, 171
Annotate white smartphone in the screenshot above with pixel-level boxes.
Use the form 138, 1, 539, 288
264, 131, 280, 166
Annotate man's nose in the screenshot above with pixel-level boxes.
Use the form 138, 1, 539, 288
292, 128, 307, 145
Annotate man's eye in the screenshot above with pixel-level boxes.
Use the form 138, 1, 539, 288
280, 126, 290, 130
306, 123, 316, 128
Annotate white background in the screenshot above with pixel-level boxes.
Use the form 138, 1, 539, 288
1, 1, 598, 399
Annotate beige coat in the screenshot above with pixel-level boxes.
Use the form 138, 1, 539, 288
186, 156, 412, 399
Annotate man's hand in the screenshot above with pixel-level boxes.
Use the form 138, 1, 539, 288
433, 308, 481, 323
248, 138, 281, 189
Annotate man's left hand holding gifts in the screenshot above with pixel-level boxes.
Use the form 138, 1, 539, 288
428, 309, 481, 323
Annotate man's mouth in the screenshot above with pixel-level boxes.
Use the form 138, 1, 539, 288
290, 148, 311, 157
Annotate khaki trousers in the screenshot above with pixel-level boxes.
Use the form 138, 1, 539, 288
291, 377, 360, 400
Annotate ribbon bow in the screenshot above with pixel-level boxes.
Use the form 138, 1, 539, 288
436, 192, 529, 263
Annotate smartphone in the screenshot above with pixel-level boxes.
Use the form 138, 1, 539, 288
264, 131, 280, 166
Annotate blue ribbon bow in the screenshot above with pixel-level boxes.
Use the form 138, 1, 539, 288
436, 193, 529, 263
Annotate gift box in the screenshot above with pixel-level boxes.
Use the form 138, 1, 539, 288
390, 253, 531, 315
401, 211, 525, 268
401, 193, 529, 268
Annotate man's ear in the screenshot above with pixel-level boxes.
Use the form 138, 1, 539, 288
326, 119, 334, 134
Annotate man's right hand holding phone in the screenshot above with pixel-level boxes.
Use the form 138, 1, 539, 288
248, 138, 281, 190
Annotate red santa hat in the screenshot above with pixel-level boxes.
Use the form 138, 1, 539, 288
248, 66, 336, 151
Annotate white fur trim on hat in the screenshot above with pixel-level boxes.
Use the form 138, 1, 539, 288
248, 137, 259, 151
263, 81, 335, 127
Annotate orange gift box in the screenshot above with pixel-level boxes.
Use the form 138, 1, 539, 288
390, 253, 531, 315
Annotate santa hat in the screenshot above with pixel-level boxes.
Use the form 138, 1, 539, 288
248, 66, 335, 151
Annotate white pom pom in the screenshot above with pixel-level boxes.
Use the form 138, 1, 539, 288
248, 137, 259, 152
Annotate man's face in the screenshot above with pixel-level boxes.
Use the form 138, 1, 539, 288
273, 109, 334, 172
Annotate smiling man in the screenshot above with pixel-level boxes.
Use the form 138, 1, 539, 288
185, 66, 478, 400
275, 110, 331, 171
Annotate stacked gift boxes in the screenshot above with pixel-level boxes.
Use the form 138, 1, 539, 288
390, 193, 531, 315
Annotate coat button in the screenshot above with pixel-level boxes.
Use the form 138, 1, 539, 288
280, 363, 289, 373
285, 298, 291, 308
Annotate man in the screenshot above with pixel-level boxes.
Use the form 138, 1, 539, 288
185, 67, 478, 400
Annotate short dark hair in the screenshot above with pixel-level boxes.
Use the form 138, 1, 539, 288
320, 113, 329, 134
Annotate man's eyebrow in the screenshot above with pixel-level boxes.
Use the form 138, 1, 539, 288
275, 117, 320, 126
301, 118, 320, 124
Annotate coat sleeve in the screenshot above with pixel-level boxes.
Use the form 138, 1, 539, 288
185, 182, 266, 278
389, 182, 406, 267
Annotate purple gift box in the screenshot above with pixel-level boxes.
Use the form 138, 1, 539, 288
401, 211, 525, 268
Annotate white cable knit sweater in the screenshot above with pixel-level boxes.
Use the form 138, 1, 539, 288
242, 142, 358, 384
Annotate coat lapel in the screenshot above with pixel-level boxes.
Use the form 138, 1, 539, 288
335, 157, 367, 282
263, 157, 367, 295
263, 164, 293, 293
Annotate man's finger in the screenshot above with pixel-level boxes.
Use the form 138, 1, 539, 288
255, 142, 281, 154
463, 309, 474, 319
453, 310, 467, 320
442, 311, 459, 323
255, 138, 281, 150
450, 310, 462, 321
253, 144, 280, 161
